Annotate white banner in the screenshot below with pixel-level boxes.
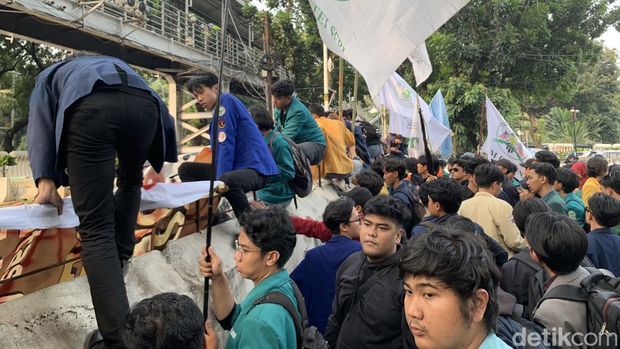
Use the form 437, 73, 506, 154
0, 181, 222, 229
309, 0, 471, 104
408, 43, 433, 87
378, 73, 451, 155
481, 97, 531, 179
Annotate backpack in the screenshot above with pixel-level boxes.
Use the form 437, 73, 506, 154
254, 281, 329, 349
537, 268, 620, 348
525, 256, 595, 323
268, 132, 313, 198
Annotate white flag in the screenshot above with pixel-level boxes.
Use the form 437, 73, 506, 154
408, 43, 433, 87
378, 73, 451, 155
309, 0, 470, 104
482, 97, 531, 180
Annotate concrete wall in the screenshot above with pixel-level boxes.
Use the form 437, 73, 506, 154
0, 185, 339, 348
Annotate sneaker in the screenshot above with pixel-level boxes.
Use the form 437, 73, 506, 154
83, 329, 106, 349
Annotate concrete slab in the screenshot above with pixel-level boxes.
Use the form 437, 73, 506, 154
0, 251, 192, 349
0, 184, 341, 348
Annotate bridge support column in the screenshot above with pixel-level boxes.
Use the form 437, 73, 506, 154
164, 73, 184, 151
221, 77, 231, 93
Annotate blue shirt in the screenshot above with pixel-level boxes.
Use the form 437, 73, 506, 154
586, 228, 620, 276
290, 235, 361, 333
212, 94, 279, 179
479, 332, 511, 349
27, 55, 177, 186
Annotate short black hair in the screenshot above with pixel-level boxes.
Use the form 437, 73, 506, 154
249, 105, 274, 131
526, 212, 587, 275
405, 157, 419, 175
474, 163, 505, 188
421, 177, 464, 214
354, 169, 384, 196
535, 150, 560, 169
530, 162, 557, 185
271, 79, 295, 97
123, 293, 204, 349
418, 154, 439, 174
399, 228, 500, 331
309, 103, 326, 116
586, 156, 608, 178
238, 206, 296, 268
370, 157, 386, 178
383, 157, 407, 180
323, 197, 355, 234
588, 193, 620, 227
459, 157, 489, 175
601, 172, 620, 195
512, 198, 550, 235
363, 195, 411, 229
186, 73, 218, 93
555, 167, 579, 194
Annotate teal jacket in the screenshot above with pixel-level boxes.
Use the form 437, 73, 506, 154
258, 130, 295, 204
274, 96, 325, 145
224, 269, 299, 349
542, 190, 568, 215
564, 192, 586, 227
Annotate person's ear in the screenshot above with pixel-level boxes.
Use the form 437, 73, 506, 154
264, 250, 280, 267
469, 288, 490, 323
395, 228, 403, 245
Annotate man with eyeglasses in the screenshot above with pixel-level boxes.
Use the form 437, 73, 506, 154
198, 206, 299, 349
290, 197, 362, 334
325, 195, 414, 348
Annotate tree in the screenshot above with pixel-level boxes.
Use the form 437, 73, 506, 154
0, 38, 66, 152
246, 0, 619, 152
543, 107, 601, 145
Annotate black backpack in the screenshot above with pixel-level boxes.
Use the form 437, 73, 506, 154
254, 282, 329, 349
537, 268, 620, 348
268, 132, 313, 198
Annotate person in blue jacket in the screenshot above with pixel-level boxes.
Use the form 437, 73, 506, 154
585, 193, 620, 276
178, 73, 279, 218
27, 54, 177, 349
290, 197, 362, 334
271, 79, 326, 165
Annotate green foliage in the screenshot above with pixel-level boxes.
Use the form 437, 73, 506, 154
543, 107, 601, 144
0, 38, 66, 152
0, 154, 16, 177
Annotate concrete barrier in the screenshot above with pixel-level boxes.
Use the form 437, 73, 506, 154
0, 184, 340, 348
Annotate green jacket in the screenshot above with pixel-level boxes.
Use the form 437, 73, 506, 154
274, 96, 325, 145
258, 130, 295, 204
542, 190, 568, 215
225, 269, 299, 349
564, 192, 586, 227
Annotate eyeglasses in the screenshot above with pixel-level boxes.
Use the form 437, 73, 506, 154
234, 239, 261, 256
449, 168, 461, 172
348, 217, 362, 224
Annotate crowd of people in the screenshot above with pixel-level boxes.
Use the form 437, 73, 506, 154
27, 55, 620, 349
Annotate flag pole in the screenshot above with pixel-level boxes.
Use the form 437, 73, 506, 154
351, 70, 358, 133
478, 92, 487, 153
416, 94, 433, 172
204, 0, 230, 321
323, 44, 329, 111
338, 56, 344, 120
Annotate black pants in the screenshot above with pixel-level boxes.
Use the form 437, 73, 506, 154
297, 142, 326, 166
62, 88, 158, 348
178, 163, 266, 218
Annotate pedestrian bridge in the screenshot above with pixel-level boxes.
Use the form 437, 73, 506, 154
0, 0, 282, 152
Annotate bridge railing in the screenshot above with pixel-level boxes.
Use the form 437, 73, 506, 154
85, 0, 284, 77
